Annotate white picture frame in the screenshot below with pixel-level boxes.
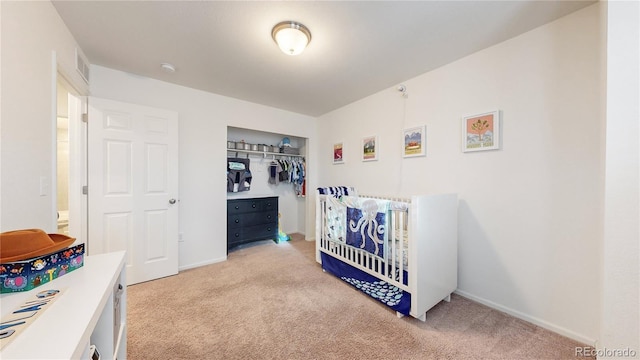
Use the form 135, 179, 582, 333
333, 142, 344, 164
462, 110, 501, 152
403, 125, 426, 158
362, 135, 378, 162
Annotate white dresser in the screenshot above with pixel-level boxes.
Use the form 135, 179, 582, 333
0, 251, 127, 359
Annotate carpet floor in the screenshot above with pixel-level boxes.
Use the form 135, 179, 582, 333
127, 236, 593, 359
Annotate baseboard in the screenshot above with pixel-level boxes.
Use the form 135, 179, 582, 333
179, 256, 227, 272
454, 289, 597, 346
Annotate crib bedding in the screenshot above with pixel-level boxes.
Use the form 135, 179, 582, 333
345, 204, 387, 257
321, 252, 411, 315
323, 195, 409, 268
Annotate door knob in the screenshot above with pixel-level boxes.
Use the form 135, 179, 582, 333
169, 198, 177, 205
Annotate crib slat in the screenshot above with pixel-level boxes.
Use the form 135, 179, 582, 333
398, 210, 405, 285
391, 210, 397, 281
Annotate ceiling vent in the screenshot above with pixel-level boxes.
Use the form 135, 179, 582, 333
75, 48, 90, 84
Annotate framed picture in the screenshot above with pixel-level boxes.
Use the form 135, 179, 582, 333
462, 110, 501, 152
403, 125, 426, 158
333, 142, 344, 164
362, 135, 378, 161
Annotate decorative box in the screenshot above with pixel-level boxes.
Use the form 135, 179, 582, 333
0, 244, 85, 293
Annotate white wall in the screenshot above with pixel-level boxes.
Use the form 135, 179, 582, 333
89, 66, 316, 269
1, 1, 89, 232
317, 4, 604, 344
601, 0, 640, 357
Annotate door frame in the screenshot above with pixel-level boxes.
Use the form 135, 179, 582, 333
53, 54, 89, 243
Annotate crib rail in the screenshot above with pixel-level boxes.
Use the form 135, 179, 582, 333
317, 194, 411, 293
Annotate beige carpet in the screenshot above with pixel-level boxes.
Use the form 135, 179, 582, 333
127, 236, 592, 359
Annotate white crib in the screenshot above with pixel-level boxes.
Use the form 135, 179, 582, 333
315, 188, 458, 321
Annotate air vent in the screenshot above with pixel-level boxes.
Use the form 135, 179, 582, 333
75, 48, 90, 84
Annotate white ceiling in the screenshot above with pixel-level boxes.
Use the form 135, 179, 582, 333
52, 0, 596, 117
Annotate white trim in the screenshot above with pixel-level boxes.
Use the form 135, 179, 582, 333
454, 289, 597, 346
67, 94, 86, 244
50, 52, 59, 233
178, 256, 227, 272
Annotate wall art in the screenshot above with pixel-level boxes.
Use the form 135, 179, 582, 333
462, 110, 501, 152
362, 135, 378, 161
333, 142, 344, 164
403, 125, 426, 158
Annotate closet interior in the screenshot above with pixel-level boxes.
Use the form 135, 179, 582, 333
226, 126, 308, 249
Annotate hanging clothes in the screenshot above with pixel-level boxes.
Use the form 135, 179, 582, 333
278, 159, 289, 182
268, 160, 283, 185
267, 156, 306, 196
227, 157, 252, 192
293, 159, 306, 196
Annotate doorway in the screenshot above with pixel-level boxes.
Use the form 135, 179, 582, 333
56, 74, 86, 244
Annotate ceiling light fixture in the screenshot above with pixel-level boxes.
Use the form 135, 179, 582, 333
271, 21, 311, 56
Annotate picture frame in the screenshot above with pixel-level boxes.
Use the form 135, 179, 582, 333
362, 135, 378, 161
462, 110, 501, 152
403, 125, 426, 158
333, 142, 344, 164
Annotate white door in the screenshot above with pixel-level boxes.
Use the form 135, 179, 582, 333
88, 97, 179, 285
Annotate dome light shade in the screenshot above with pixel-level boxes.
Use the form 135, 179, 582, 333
272, 21, 311, 56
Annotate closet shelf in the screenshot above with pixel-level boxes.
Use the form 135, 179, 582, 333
227, 149, 304, 158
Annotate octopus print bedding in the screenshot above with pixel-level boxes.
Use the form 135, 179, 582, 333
322, 195, 409, 269
315, 188, 459, 321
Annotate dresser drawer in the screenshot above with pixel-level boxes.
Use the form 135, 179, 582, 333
228, 210, 277, 229
227, 197, 277, 214
227, 223, 277, 246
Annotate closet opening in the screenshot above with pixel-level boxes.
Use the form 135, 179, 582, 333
226, 126, 308, 248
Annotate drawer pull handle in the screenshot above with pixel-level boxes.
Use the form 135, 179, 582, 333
235, 205, 239, 210
235, 233, 240, 237
235, 219, 239, 223
267, 215, 271, 219
267, 227, 271, 231
252, 204, 256, 208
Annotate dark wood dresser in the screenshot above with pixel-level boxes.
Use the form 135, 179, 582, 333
227, 196, 278, 250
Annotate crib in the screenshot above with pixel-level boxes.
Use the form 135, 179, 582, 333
315, 187, 457, 321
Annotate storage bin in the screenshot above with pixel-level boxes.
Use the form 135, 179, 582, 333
258, 144, 269, 152
227, 141, 236, 149
236, 142, 251, 150
0, 244, 85, 293
280, 147, 300, 155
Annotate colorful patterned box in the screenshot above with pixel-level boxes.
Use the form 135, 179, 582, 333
0, 244, 85, 293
